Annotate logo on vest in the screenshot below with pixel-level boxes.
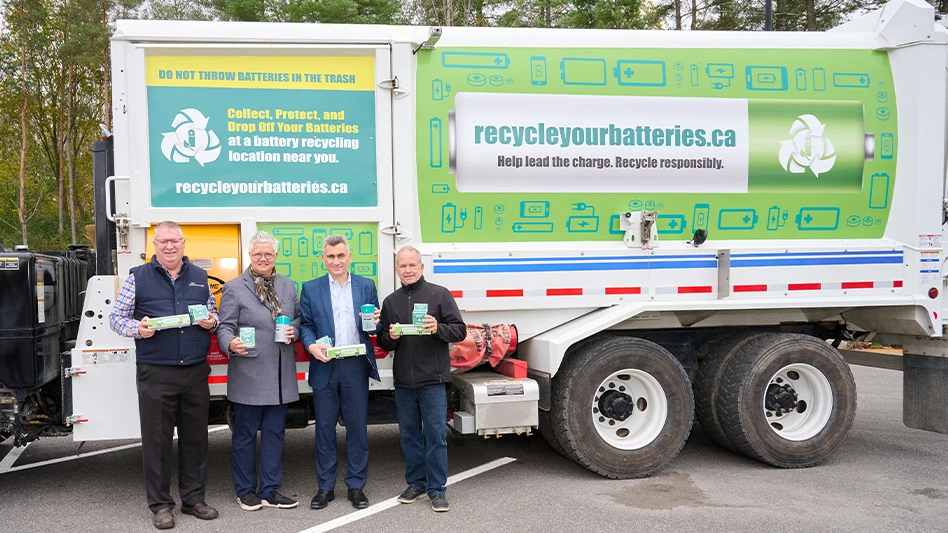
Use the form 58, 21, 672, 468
189, 282, 206, 288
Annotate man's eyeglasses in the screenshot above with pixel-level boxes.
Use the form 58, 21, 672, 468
252, 253, 276, 260
154, 238, 183, 246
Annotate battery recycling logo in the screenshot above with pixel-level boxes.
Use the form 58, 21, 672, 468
778, 114, 836, 177
160, 109, 221, 166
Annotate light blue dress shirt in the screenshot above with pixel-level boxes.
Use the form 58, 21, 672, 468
329, 274, 360, 346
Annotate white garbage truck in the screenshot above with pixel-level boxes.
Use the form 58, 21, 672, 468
1, 0, 946, 479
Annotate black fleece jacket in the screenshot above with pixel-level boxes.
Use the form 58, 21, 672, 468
377, 276, 467, 388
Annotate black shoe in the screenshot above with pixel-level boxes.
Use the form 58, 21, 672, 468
261, 491, 298, 509
152, 508, 174, 530
347, 488, 369, 509
181, 502, 219, 520
310, 489, 334, 510
397, 486, 426, 504
430, 493, 449, 512
237, 492, 262, 511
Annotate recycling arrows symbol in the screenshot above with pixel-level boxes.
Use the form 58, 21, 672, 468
778, 114, 836, 178
160, 108, 222, 167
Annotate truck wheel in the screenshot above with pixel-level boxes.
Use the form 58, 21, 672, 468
716, 333, 857, 468
550, 336, 693, 479
693, 333, 773, 452
537, 408, 569, 458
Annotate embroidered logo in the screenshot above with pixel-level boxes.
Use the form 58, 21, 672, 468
189, 282, 206, 288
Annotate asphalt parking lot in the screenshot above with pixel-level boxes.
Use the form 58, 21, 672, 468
1, 364, 946, 533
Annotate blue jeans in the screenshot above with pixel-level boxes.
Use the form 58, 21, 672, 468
394, 384, 448, 496
231, 402, 289, 499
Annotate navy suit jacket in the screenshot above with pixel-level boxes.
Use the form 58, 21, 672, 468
300, 273, 382, 390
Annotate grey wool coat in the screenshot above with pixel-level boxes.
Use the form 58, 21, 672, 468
217, 269, 301, 406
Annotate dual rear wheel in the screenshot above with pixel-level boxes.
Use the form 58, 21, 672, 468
539, 332, 857, 478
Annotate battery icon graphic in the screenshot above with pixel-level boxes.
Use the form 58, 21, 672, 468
442, 203, 457, 233
560, 58, 607, 86
520, 200, 549, 218
813, 68, 826, 91
718, 209, 758, 230
868, 173, 890, 209
833, 73, 870, 88
432, 79, 444, 101
442, 51, 509, 69
449, 93, 873, 194
566, 216, 599, 232
430, 118, 443, 168
530, 57, 547, 86
880, 132, 894, 159
693, 204, 710, 230
657, 214, 686, 234
613, 60, 666, 87
512, 222, 554, 233
795, 207, 840, 231
746, 66, 788, 91
795, 68, 806, 90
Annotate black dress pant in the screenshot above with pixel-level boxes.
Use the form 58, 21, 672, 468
136, 361, 211, 513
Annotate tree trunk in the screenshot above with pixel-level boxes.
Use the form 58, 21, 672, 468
58, 90, 65, 235
67, 64, 77, 243
675, 0, 682, 30
18, 45, 29, 246
690, 0, 698, 30
806, 0, 816, 31
445, 0, 452, 25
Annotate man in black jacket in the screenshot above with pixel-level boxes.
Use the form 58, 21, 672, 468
377, 246, 466, 513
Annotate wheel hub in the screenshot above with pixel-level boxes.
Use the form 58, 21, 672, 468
765, 383, 798, 414
599, 390, 635, 421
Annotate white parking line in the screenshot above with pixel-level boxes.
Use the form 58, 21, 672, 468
0, 426, 229, 475
297, 456, 517, 533
0, 442, 30, 472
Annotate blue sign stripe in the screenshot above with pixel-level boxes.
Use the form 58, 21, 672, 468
433, 260, 717, 274
432, 254, 717, 264
732, 250, 902, 258
733, 256, 903, 268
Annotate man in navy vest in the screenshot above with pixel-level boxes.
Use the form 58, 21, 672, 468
109, 221, 220, 530
300, 234, 381, 511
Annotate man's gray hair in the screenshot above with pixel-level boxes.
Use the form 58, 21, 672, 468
154, 220, 184, 239
396, 246, 422, 264
323, 234, 350, 253
249, 230, 279, 253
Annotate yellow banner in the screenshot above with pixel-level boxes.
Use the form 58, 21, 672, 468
146, 56, 375, 91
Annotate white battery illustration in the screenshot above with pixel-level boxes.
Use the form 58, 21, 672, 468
447, 92, 872, 194
448, 92, 749, 193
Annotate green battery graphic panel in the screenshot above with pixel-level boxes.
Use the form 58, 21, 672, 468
748, 100, 870, 192
868, 173, 890, 209
560, 58, 607, 86
258, 222, 379, 292
442, 51, 510, 69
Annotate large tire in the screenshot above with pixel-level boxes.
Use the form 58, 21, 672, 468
693, 333, 773, 452
716, 333, 857, 468
537, 408, 569, 458
550, 336, 694, 479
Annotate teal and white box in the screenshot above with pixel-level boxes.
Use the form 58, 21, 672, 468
274, 315, 291, 342
412, 303, 428, 326
149, 314, 191, 330
239, 327, 256, 348
392, 323, 430, 336
313, 335, 333, 347
328, 344, 367, 359
361, 304, 376, 331
188, 304, 209, 322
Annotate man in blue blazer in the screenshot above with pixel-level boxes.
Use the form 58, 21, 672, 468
300, 235, 381, 511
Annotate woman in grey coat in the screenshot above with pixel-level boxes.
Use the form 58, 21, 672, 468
217, 230, 301, 512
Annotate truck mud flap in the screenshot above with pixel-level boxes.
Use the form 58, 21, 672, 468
903, 353, 948, 434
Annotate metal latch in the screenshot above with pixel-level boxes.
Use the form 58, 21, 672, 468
66, 414, 88, 425
378, 77, 408, 99
64, 367, 86, 378
381, 223, 412, 243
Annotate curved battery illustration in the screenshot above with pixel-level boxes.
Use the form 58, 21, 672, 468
446, 92, 873, 194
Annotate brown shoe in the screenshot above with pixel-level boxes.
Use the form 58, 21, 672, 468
152, 508, 174, 530
181, 502, 219, 520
